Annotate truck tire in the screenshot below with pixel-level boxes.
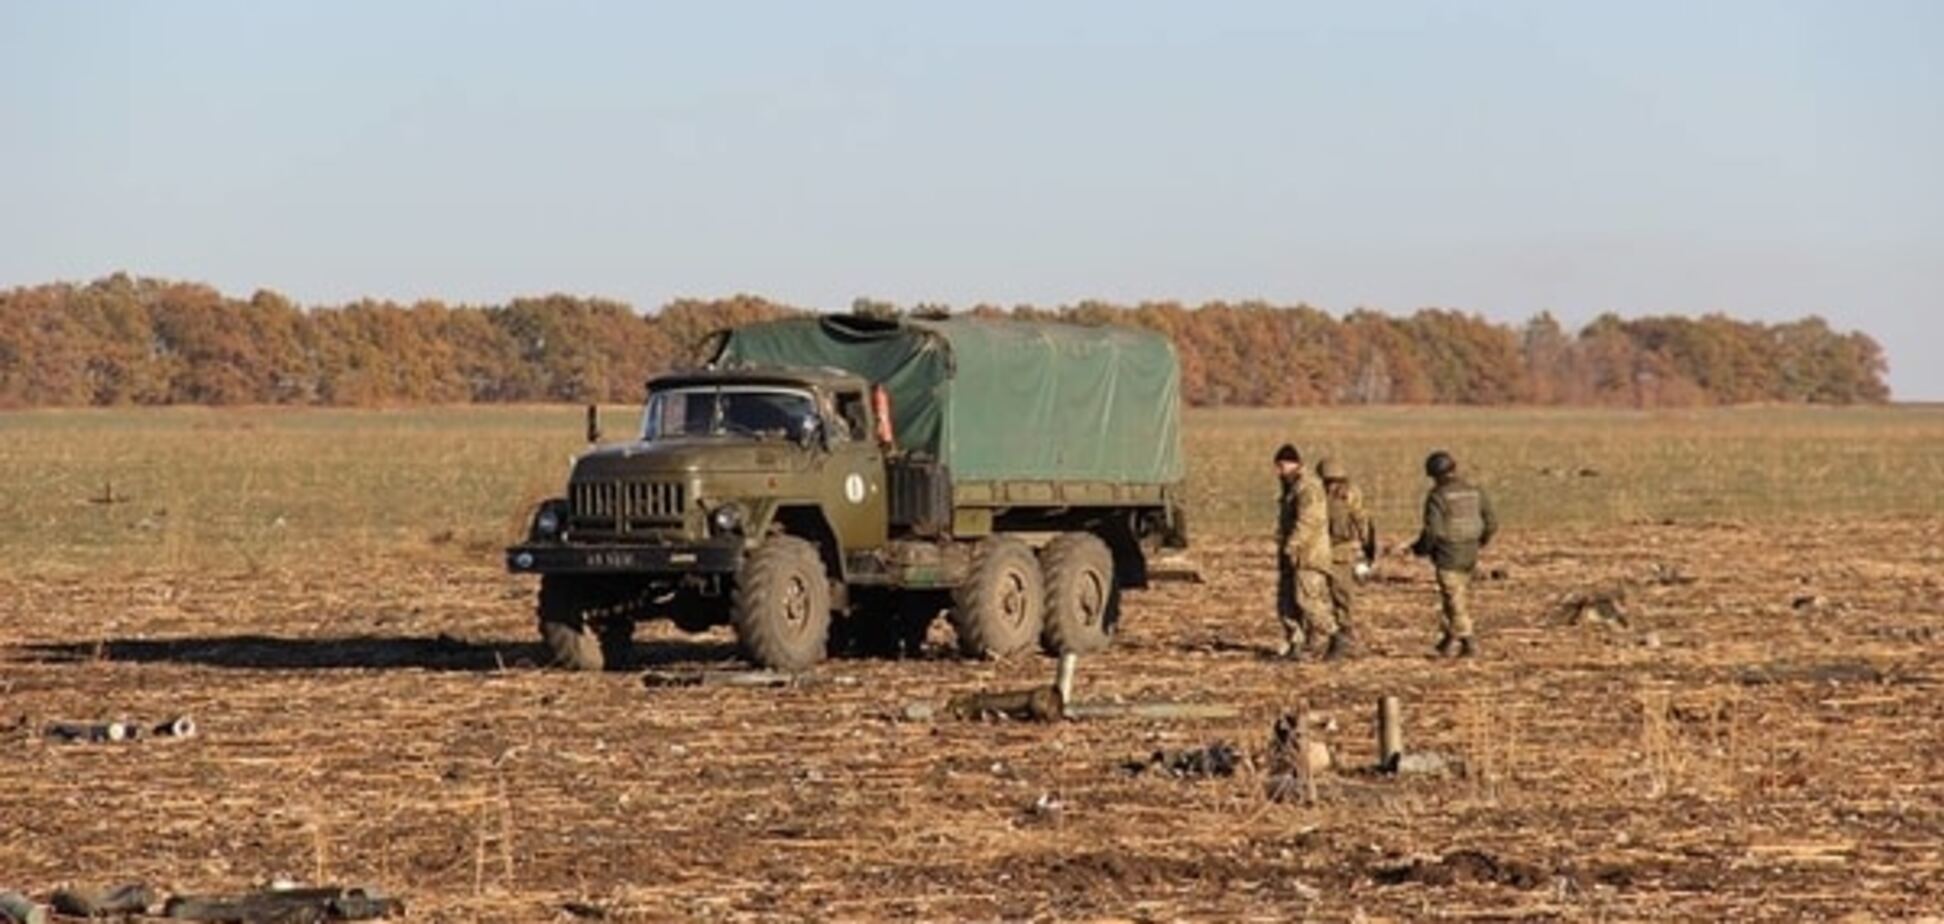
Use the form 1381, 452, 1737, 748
537, 575, 632, 672
951, 537, 1045, 659
1040, 532, 1119, 655
731, 536, 832, 672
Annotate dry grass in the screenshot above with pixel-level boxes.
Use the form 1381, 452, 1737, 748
1, 405, 1941, 919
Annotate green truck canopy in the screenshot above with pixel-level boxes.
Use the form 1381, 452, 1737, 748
712, 315, 1184, 486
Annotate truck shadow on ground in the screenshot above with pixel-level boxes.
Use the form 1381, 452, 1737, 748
15, 634, 742, 672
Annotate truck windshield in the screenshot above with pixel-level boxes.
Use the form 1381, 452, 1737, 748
642, 386, 818, 441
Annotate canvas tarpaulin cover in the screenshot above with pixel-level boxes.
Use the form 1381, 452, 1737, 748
712, 315, 1184, 485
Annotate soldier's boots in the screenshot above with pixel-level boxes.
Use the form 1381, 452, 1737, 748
1435, 634, 1457, 659
1278, 638, 1305, 661
1457, 637, 1478, 659
1323, 631, 1357, 661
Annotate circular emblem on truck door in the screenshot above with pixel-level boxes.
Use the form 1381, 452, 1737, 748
844, 473, 867, 504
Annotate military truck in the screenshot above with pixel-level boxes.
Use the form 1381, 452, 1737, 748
506, 314, 1189, 671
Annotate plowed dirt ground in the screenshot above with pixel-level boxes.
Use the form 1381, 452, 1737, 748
2, 406, 1941, 920
4, 521, 1941, 920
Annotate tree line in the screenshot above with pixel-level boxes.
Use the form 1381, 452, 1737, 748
0, 273, 1889, 408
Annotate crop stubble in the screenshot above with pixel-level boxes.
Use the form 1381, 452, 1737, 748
1, 406, 1941, 919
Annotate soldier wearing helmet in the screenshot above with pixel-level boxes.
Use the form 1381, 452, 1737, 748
1410, 451, 1498, 658
1273, 443, 1337, 660
1317, 458, 1375, 659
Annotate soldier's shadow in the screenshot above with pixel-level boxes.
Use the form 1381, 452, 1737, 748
16, 634, 739, 673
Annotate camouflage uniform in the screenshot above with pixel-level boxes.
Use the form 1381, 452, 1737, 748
1277, 470, 1335, 653
1325, 477, 1376, 636
1411, 474, 1498, 649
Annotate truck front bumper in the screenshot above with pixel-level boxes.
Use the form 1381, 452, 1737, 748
505, 541, 744, 576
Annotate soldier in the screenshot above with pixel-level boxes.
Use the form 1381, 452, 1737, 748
1318, 458, 1375, 659
1409, 450, 1498, 658
1274, 444, 1337, 660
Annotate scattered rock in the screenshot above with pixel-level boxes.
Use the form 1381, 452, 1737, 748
1640, 631, 1663, 650
1024, 792, 1065, 824
899, 702, 937, 723
1553, 582, 1632, 629
1646, 562, 1697, 586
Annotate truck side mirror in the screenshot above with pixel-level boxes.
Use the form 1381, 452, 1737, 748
585, 404, 602, 444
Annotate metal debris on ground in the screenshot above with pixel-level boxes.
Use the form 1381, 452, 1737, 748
43, 715, 197, 745
0, 891, 46, 924
641, 669, 860, 689
162, 885, 402, 922
1123, 741, 1243, 778
1736, 661, 1887, 687
560, 900, 609, 920
946, 686, 1065, 722
44, 722, 136, 744
1791, 594, 1833, 614
1062, 701, 1240, 721
51, 883, 157, 917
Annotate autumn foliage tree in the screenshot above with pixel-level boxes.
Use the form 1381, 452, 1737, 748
0, 274, 1891, 408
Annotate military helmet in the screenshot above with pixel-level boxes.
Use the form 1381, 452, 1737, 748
1273, 443, 1301, 464
1425, 451, 1458, 478
1317, 458, 1347, 481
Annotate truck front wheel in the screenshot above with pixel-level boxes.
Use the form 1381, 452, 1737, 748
952, 537, 1045, 658
1040, 532, 1119, 655
538, 575, 635, 672
731, 536, 832, 672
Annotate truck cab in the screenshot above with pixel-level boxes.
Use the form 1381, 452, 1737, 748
508, 367, 890, 670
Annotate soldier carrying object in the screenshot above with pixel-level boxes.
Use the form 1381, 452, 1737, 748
1409, 450, 1498, 659
1273, 444, 1341, 661
1317, 458, 1375, 659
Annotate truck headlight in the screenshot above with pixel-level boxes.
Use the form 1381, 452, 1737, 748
530, 499, 568, 541
710, 502, 746, 536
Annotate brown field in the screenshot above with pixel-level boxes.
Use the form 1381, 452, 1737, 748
2, 406, 1942, 921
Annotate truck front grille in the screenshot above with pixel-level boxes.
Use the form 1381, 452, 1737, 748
571, 480, 686, 532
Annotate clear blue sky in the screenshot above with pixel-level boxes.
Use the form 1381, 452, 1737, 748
3, 1, 1939, 396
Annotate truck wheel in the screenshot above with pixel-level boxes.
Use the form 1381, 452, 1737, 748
538, 575, 624, 672
952, 537, 1045, 658
1040, 532, 1119, 655
731, 536, 832, 672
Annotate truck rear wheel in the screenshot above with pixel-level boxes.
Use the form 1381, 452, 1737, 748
1040, 532, 1119, 655
951, 537, 1045, 659
731, 536, 832, 672
538, 576, 634, 672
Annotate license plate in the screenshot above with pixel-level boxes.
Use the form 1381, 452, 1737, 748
587, 550, 638, 568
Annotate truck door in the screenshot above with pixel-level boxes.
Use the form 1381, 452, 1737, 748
825, 389, 888, 550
